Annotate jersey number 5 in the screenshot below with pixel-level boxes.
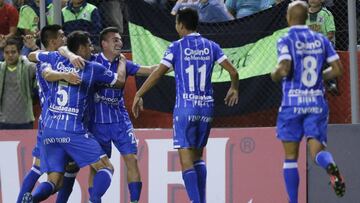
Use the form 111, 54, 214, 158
57, 85, 69, 106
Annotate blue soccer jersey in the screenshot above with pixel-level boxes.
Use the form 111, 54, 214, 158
161, 33, 227, 149
276, 25, 339, 144
92, 53, 140, 124
36, 62, 51, 121
36, 51, 118, 133
277, 25, 339, 108
161, 33, 227, 109
32, 62, 51, 158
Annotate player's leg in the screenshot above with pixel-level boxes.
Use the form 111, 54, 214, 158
305, 106, 345, 197
123, 154, 142, 203
282, 142, 300, 203
114, 124, 142, 203
194, 113, 212, 203
17, 158, 42, 203
193, 148, 206, 203
55, 161, 80, 203
17, 126, 44, 203
88, 123, 112, 199
276, 107, 303, 203
89, 156, 114, 203
174, 110, 201, 203
178, 148, 201, 203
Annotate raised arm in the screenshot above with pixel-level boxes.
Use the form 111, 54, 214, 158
219, 59, 239, 106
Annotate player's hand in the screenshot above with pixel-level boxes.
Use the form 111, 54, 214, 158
132, 95, 144, 119
224, 88, 238, 107
69, 54, 85, 69
64, 72, 81, 85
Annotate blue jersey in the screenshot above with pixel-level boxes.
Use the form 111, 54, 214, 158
92, 53, 140, 123
36, 62, 50, 121
36, 51, 118, 132
277, 25, 339, 108
161, 33, 227, 109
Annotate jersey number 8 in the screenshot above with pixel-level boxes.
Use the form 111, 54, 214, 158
301, 56, 318, 87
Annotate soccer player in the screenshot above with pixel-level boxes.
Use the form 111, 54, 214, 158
17, 25, 81, 203
271, 2, 345, 202
58, 27, 157, 203
132, 8, 239, 203
22, 31, 126, 203
90, 27, 157, 203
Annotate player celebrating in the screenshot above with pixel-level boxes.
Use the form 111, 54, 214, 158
271, 1, 345, 202
132, 8, 239, 203
17, 25, 81, 203
23, 31, 126, 203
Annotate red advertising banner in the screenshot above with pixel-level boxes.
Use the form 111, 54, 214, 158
0, 128, 306, 203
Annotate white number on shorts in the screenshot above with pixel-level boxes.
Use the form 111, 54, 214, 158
301, 56, 318, 87
185, 64, 206, 92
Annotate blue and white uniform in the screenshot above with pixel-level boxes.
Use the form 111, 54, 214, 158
32, 62, 50, 159
36, 51, 118, 172
161, 33, 227, 149
276, 25, 340, 145
90, 53, 140, 157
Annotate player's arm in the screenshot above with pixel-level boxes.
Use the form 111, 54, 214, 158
132, 64, 168, 118
42, 66, 81, 85
135, 64, 159, 76
323, 59, 343, 81
219, 59, 239, 106
58, 46, 85, 68
271, 60, 291, 82
28, 50, 43, 62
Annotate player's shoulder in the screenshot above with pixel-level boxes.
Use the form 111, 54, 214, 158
277, 33, 290, 44
87, 60, 104, 68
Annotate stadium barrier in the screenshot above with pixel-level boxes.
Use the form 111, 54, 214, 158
0, 128, 306, 203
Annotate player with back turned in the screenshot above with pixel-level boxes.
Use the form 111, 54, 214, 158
271, 1, 345, 202
132, 8, 239, 203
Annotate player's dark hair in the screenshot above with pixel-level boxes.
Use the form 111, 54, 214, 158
176, 7, 199, 31
4, 38, 21, 52
99, 27, 120, 48
67, 31, 90, 53
40, 24, 62, 48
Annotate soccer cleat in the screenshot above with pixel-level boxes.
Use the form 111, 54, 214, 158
21, 192, 33, 203
327, 163, 345, 197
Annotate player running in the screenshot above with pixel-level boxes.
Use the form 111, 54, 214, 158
271, 1, 345, 202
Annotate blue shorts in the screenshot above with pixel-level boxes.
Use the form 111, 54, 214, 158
173, 107, 213, 149
32, 119, 43, 158
276, 106, 328, 145
40, 128, 106, 173
91, 122, 137, 158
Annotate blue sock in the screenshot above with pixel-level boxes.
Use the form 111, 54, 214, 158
16, 165, 42, 203
182, 168, 201, 203
283, 160, 299, 203
128, 181, 142, 202
90, 168, 113, 203
315, 151, 335, 170
32, 181, 55, 202
194, 160, 207, 203
56, 172, 77, 203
